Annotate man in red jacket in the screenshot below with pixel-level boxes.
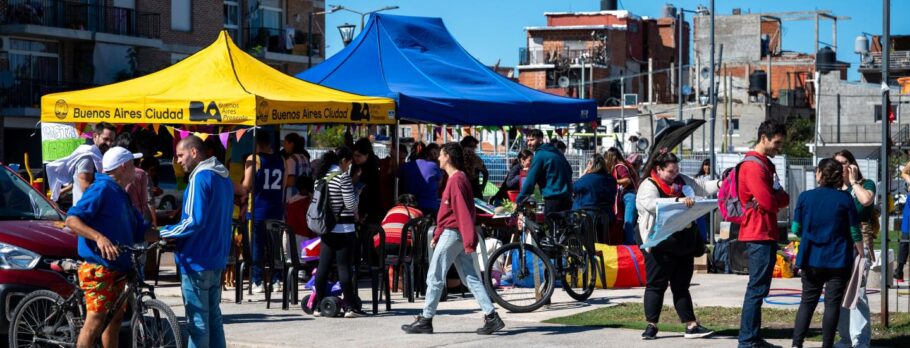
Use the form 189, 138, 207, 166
737, 121, 790, 348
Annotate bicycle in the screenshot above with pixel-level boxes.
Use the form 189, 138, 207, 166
482, 201, 598, 313
8, 241, 183, 348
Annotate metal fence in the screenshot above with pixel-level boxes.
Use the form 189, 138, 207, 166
2, 0, 161, 38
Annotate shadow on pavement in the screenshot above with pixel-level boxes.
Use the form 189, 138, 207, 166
501, 324, 606, 336
223, 313, 311, 324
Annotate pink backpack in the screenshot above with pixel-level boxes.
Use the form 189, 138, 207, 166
717, 156, 767, 224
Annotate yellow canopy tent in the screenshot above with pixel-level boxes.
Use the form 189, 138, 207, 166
40, 31, 396, 126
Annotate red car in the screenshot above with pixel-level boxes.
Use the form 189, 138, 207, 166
0, 165, 77, 333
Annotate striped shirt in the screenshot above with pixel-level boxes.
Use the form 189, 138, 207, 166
325, 167, 358, 233
374, 205, 423, 248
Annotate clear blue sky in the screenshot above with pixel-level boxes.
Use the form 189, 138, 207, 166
323, 0, 909, 82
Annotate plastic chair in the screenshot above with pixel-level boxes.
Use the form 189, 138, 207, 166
262, 220, 290, 309
374, 228, 393, 312
263, 220, 302, 310
401, 215, 435, 302
234, 221, 252, 304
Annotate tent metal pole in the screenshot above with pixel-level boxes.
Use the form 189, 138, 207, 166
880, 0, 891, 327
394, 118, 400, 198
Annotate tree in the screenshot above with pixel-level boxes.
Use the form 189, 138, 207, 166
313, 125, 345, 148
782, 118, 814, 158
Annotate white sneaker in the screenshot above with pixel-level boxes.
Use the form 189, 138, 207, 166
313, 310, 322, 317
252, 284, 265, 294
344, 309, 367, 318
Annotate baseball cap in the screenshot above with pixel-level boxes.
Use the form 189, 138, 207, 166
102, 146, 142, 173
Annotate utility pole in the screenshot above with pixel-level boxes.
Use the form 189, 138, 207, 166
677, 10, 685, 155
880, 0, 891, 328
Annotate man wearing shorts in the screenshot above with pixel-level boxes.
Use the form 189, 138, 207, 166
66, 147, 153, 348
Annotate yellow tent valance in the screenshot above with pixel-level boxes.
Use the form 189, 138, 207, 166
41, 31, 396, 126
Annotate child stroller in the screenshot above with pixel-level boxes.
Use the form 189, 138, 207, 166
299, 238, 355, 317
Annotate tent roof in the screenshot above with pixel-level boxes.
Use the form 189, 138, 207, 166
42, 31, 396, 126
298, 14, 596, 126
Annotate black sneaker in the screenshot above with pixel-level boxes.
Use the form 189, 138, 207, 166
401, 316, 433, 334
684, 324, 713, 339
751, 339, 782, 348
641, 324, 658, 340
476, 312, 505, 335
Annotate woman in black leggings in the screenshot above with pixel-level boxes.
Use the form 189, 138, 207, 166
312, 147, 366, 318
790, 158, 864, 347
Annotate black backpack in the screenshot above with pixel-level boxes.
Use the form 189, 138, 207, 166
307, 172, 341, 236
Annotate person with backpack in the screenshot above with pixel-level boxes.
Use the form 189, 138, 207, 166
401, 143, 504, 335
790, 158, 863, 348
735, 121, 790, 348
833, 150, 876, 348
636, 150, 718, 340
573, 154, 617, 244
310, 147, 367, 318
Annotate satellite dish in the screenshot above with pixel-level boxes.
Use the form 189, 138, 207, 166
700, 66, 710, 80
636, 138, 650, 152
558, 76, 571, 88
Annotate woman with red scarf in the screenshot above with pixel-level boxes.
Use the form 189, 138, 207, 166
635, 151, 719, 340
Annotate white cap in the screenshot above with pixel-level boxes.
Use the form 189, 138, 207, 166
102, 146, 142, 173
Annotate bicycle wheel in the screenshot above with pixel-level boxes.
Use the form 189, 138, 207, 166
561, 236, 597, 302
9, 290, 78, 348
483, 242, 555, 313
131, 299, 183, 348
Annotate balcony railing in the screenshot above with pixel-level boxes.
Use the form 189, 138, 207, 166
519, 47, 608, 66
820, 124, 910, 144
244, 27, 308, 55
0, 0, 161, 39
860, 51, 910, 71
1, 78, 96, 108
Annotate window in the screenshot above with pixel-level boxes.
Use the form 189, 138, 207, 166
224, 1, 241, 41
402, 126, 413, 138
5, 38, 60, 82
729, 119, 740, 134
252, 0, 283, 29
171, 0, 192, 32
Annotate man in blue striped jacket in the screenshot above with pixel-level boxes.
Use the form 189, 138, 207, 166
160, 135, 234, 348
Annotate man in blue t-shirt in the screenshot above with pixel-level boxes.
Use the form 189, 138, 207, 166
160, 135, 233, 348
241, 131, 285, 293
66, 146, 152, 348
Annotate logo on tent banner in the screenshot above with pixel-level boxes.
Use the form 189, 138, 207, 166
257, 100, 269, 123
351, 103, 371, 122
581, 109, 589, 119
54, 99, 68, 119
189, 101, 222, 122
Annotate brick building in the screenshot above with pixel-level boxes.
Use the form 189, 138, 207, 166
0, 0, 327, 166
516, 6, 688, 107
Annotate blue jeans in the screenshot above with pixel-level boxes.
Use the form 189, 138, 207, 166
422, 229, 495, 318
181, 269, 226, 348
622, 192, 637, 245
738, 241, 777, 347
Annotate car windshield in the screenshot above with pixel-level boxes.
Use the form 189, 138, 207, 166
0, 168, 63, 221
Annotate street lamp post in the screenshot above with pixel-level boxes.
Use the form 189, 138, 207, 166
330, 5, 400, 33
337, 23, 356, 46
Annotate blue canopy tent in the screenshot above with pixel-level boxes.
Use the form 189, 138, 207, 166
298, 14, 596, 126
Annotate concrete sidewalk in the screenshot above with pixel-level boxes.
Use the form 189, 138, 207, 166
156, 270, 902, 348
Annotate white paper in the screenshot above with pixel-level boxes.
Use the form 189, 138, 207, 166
642, 199, 718, 249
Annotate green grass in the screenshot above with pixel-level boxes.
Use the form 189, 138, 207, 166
544, 303, 910, 346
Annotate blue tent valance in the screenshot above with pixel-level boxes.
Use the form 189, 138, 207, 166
298, 14, 597, 126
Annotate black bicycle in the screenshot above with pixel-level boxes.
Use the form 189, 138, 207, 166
482, 201, 598, 313
8, 242, 183, 348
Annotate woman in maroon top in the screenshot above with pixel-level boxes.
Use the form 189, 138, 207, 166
402, 143, 505, 335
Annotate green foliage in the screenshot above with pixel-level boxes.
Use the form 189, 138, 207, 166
782, 118, 814, 158
313, 126, 345, 148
